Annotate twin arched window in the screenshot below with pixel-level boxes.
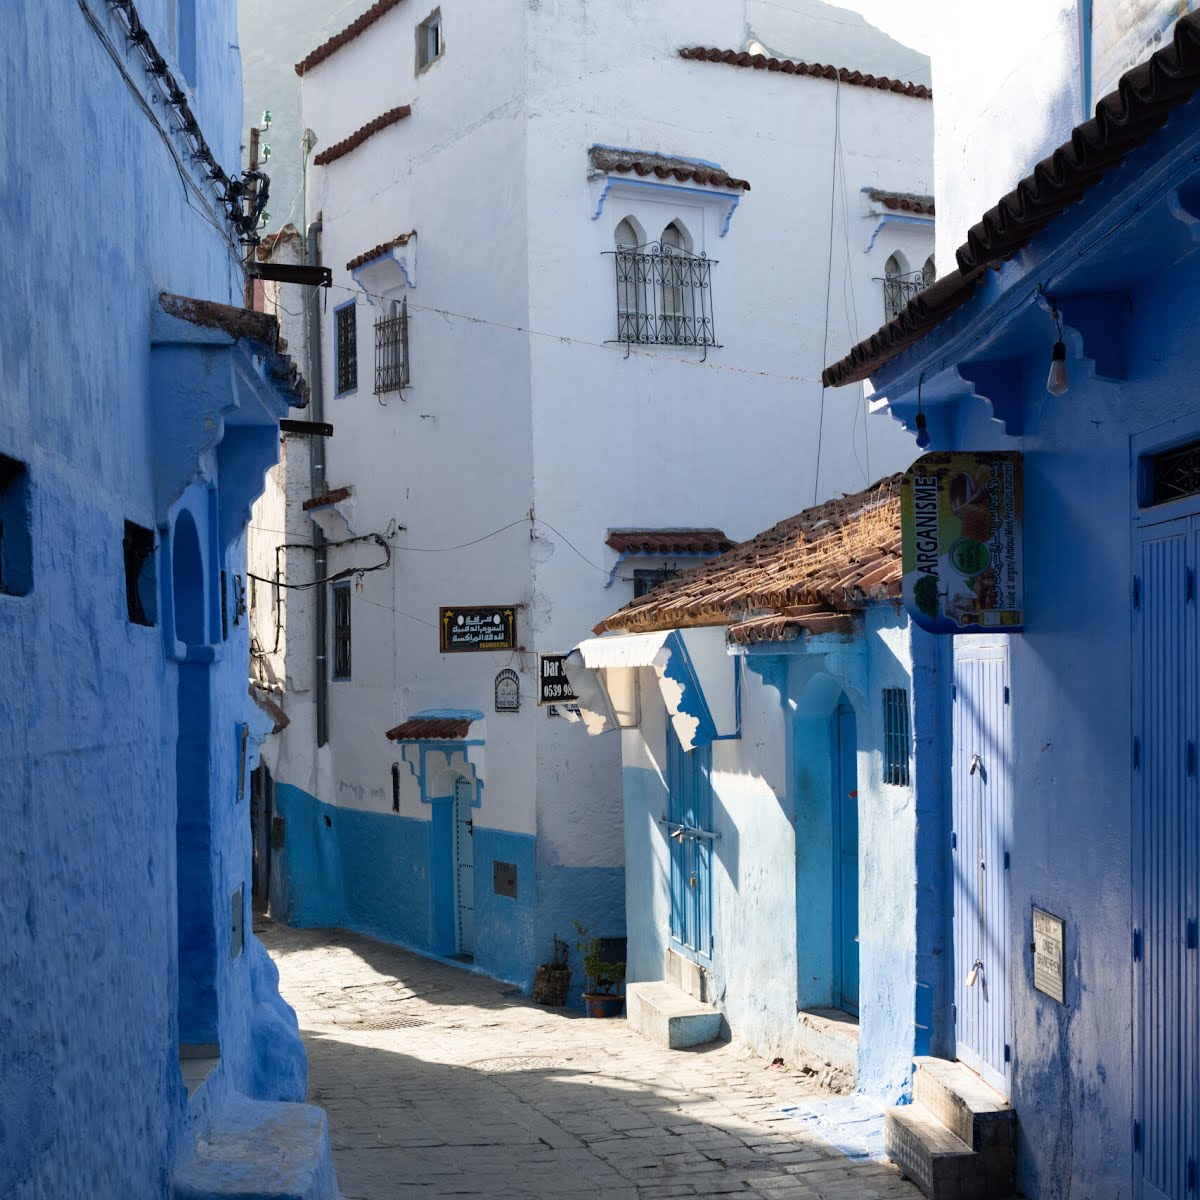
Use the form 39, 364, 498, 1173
883, 253, 936, 320
613, 220, 713, 346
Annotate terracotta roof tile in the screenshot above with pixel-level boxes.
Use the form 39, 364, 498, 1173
595, 477, 902, 637
313, 105, 412, 167
679, 47, 931, 99
867, 189, 935, 216
302, 486, 352, 511
157, 293, 308, 406
249, 685, 290, 734
346, 232, 415, 272
589, 146, 750, 192
606, 529, 735, 555
385, 716, 475, 741
824, 11, 1200, 387
295, 0, 404, 77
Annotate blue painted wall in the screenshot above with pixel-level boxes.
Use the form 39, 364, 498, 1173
0, 3, 328, 1194
618, 611, 941, 1103
866, 95, 1200, 1196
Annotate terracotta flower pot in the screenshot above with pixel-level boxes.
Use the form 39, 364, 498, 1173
582, 992, 625, 1018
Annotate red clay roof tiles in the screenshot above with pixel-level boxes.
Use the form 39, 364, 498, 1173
313, 105, 412, 167
867, 189, 935, 216
346, 232, 415, 273
302, 487, 352, 512
595, 477, 902, 639
385, 716, 475, 741
606, 529, 735, 556
678, 47, 931, 99
295, 0, 405, 77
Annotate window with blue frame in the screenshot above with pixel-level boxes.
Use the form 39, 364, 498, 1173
123, 521, 157, 625
331, 581, 351, 680
335, 302, 357, 395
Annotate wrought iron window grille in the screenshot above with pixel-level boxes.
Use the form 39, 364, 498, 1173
331, 581, 351, 680
882, 686, 911, 787
606, 241, 720, 357
374, 297, 410, 399
879, 267, 934, 322
335, 302, 357, 395
1147, 438, 1200, 506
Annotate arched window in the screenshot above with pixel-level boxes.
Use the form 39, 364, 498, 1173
660, 222, 687, 341
615, 219, 643, 342
883, 253, 911, 321
922, 255, 936, 286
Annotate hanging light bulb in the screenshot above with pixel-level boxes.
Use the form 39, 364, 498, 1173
914, 410, 932, 450
1046, 339, 1069, 396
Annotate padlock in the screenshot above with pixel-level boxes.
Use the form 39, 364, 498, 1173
965, 958, 983, 987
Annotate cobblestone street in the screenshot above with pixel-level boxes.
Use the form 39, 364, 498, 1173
259, 918, 923, 1200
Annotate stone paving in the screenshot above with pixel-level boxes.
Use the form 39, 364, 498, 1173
258, 917, 924, 1200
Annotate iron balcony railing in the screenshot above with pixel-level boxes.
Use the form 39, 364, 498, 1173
374, 297, 409, 396
607, 242, 719, 352
879, 269, 934, 321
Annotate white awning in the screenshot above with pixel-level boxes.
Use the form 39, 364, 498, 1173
566, 627, 737, 748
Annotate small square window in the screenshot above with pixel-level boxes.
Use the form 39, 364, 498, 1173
335, 302, 357, 395
332, 581, 352, 680
633, 567, 677, 598
123, 521, 157, 625
882, 687, 911, 787
0, 454, 32, 597
416, 8, 443, 72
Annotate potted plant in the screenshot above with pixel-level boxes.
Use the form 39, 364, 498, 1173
574, 920, 626, 1017
531, 933, 572, 1006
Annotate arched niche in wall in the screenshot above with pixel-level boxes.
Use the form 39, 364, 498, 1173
172, 508, 206, 647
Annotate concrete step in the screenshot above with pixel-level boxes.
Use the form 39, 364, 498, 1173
626, 980, 722, 1049
913, 1056, 1014, 1154
171, 1095, 339, 1200
886, 1105, 980, 1199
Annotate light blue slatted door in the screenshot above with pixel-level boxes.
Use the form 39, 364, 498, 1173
835, 700, 860, 1014
1135, 517, 1194, 1200
666, 729, 714, 959
952, 641, 1011, 1095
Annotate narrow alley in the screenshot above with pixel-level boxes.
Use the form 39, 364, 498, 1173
259, 917, 923, 1200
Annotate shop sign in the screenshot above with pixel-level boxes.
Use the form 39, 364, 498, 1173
494, 668, 520, 712
439, 606, 517, 653
1033, 907, 1066, 1004
538, 654, 578, 706
901, 451, 1023, 634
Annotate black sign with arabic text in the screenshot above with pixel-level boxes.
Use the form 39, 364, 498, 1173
538, 654, 579, 706
439, 606, 517, 653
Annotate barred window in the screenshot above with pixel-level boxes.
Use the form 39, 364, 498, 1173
880, 253, 931, 322
374, 298, 409, 395
331, 581, 351, 680
335, 302, 357, 395
1146, 438, 1200, 506
882, 687, 911, 786
608, 235, 718, 349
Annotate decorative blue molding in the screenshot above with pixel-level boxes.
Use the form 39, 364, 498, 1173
593, 176, 743, 237
866, 211, 935, 254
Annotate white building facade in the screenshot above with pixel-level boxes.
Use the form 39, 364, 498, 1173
249, 0, 934, 992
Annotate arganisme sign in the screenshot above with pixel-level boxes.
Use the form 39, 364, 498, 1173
901, 451, 1023, 634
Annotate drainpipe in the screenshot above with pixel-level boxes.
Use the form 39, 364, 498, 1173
306, 217, 329, 748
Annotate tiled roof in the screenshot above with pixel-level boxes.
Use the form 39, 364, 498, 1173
867, 189, 935, 216
606, 529, 735, 555
589, 146, 749, 191
824, 11, 1200, 387
295, 0, 404, 77
385, 716, 475, 741
158, 293, 308, 406
346, 232, 415, 272
302, 486, 352, 511
678, 47, 932, 99
249, 685, 290, 734
595, 477, 902, 637
313, 105, 412, 167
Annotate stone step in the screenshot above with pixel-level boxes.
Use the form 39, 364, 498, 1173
886, 1105, 980, 1199
625, 980, 722, 1049
913, 1056, 1015, 1154
171, 1095, 339, 1200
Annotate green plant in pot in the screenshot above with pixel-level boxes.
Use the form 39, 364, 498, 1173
531, 933, 572, 1006
574, 920, 625, 1017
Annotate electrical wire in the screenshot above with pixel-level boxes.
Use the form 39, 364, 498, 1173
812, 74, 842, 505
247, 532, 390, 589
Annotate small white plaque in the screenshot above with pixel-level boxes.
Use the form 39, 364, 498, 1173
1033, 907, 1065, 1004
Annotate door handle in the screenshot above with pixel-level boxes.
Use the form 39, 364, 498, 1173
969, 754, 981, 776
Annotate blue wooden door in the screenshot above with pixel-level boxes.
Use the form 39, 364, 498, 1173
834, 700, 860, 1014
453, 777, 475, 957
666, 728, 713, 959
952, 641, 1011, 1095
1135, 516, 1197, 1200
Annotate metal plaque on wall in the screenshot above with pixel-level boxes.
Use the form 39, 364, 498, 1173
538, 654, 579, 706
439, 606, 517, 653
494, 668, 520, 712
1033, 907, 1065, 1004
493, 860, 518, 899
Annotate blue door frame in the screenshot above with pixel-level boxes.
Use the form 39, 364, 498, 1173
666, 730, 713, 960
833, 700, 860, 1015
